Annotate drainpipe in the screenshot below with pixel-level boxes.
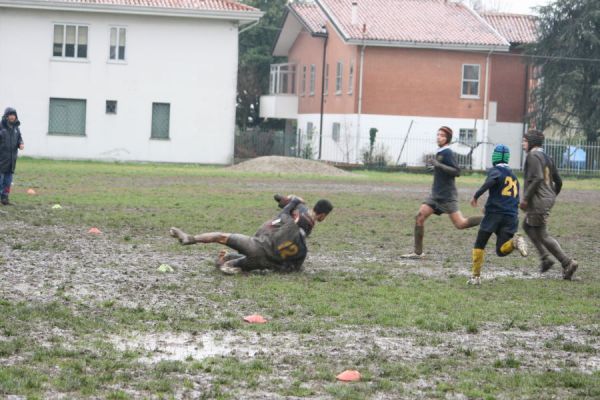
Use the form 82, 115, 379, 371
356, 44, 366, 163
315, 28, 328, 160
481, 50, 492, 170
239, 20, 259, 34
521, 61, 531, 169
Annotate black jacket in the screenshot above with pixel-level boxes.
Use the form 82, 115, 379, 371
0, 108, 24, 174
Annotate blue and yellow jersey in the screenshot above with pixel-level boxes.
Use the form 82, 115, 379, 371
474, 164, 519, 216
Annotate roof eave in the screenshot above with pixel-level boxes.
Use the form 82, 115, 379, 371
0, 0, 263, 23
288, 5, 325, 36
345, 39, 510, 52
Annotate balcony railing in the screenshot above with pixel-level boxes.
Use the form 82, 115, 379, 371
269, 63, 296, 95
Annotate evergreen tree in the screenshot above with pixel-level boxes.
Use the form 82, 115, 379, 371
527, 0, 600, 145
237, 0, 287, 130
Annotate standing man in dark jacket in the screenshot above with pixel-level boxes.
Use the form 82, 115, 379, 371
0, 107, 25, 205
520, 130, 578, 280
169, 195, 333, 274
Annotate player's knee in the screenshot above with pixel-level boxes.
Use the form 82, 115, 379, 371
453, 219, 467, 229
415, 212, 425, 225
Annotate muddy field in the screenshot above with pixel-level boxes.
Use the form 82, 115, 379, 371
1, 160, 599, 399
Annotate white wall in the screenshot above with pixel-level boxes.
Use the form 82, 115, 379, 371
0, 8, 240, 164
297, 113, 525, 170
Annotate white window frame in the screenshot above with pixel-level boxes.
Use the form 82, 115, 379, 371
51, 23, 89, 61
301, 65, 307, 96
108, 26, 127, 63
309, 64, 316, 96
306, 122, 314, 140
323, 63, 329, 96
461, 64, 481, 99
459, 128, 477, 146
348, 61, 354, 95
335, 62, 343, 95
332, 122, 341, 142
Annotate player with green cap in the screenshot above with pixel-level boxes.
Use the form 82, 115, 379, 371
467, 144, 528, 284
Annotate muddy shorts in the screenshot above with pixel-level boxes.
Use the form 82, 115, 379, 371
524, 212, 550, 227
225, 234, 281, 271
480, 213, 518, 235
423, 196, 458, 215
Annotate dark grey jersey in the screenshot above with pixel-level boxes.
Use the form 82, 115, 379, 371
431, 147, 460, 201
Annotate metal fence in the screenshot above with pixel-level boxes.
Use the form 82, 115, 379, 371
235, 130, 600, 176
544, 139, 600, 176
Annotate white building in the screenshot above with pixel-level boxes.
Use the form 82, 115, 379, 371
0, 0, 262, 164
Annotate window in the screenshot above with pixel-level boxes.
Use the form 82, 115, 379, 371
53, 24, 88, 58
335, 62, 343, 94
301, 65, 307, 96
323, 63, 329, 95
151, 103, 170, 139
106, 100, 117, 114
48, 98, 86, 136
459, 129, 476, 146
109, 27, 126, 61
348, 61, 354, 95
306, 122, 314, 140
309, 64, 316, 96
332, 122, 341, 142
461, 64, 480, 98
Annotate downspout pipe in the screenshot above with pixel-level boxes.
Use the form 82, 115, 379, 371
521, 59, 531, 169
315, 29, 328, 160
356, 44, 366, 162
482, 50, 492, 170
239, 20, 259, 34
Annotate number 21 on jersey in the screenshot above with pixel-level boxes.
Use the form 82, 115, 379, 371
501, 176, 518, 197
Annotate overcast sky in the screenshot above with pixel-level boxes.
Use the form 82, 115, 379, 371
495, 0, 553, 14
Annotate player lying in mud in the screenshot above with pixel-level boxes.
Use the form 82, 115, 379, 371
169, 195, 333, 274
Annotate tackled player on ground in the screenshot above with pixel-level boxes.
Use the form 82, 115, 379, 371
169, 195, 333, 274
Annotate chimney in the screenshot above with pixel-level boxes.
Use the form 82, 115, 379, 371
351, 0, 358, 26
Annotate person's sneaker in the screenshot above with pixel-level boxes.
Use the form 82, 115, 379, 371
539, 259, 555, 273
513, 234, 528, 257
562, 260, 578, 280
1, 197, 9, 206
467, 276, 481, 285
169, 227, 195, 245
400, 252, 425, 259
219, 264, 242, 275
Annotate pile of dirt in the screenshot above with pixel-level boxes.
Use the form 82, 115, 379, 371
229, 156, 353, 177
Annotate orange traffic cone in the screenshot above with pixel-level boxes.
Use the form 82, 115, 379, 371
336, 370, 361, 382
88, 227, 102, 234
27, 188, 36, 195
243, 314, 267, 324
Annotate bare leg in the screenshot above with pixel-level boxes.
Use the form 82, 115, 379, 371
169, 227, 196, 245
402, 204, 434, 258
169, 227, 230, 245
448, 211, 482, 230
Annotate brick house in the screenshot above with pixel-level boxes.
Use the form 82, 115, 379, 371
260, 0, 537, 169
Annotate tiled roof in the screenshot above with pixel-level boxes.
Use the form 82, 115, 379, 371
290, 2, 327, 34
318, 0, 509, 48
483, 13, 538, 44
14, 0, 259, 13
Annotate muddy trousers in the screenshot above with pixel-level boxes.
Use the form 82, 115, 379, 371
522, 221, 570, 267
471, 230, 515, 277
0, 173, 13, 199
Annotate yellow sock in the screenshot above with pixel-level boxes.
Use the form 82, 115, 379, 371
500, 239, 514, 255
472, 248, 485, 277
